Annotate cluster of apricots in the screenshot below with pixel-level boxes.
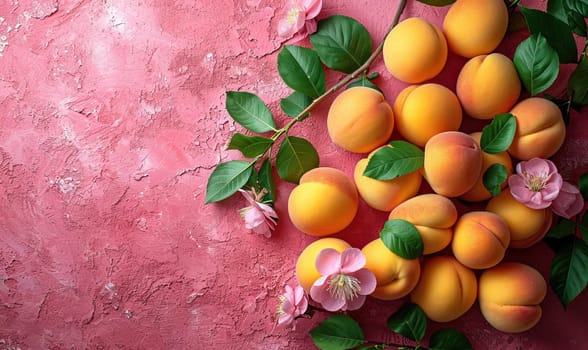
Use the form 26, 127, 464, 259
288, 0, 568, 334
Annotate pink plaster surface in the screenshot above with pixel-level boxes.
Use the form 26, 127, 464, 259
0, 0, 586, 349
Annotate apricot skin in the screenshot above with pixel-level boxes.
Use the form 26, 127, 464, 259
288, 167, 359, 236
479, 263, 547, 333
295, 238, 351, 293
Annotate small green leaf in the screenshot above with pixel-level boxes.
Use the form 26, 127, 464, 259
347, 75, 382, 93
227, 133, 273, 158
205, 161, 254, 203
363, 141, 424, 180
276, 136, 319, 183
483, 163, 508, 197
257, 158, 276, 203
429, 329, 474, 350
569, 55, 588, 106
580, 171, 588, 200
386, 303, 427, 341
310, 315, 366, 350
280, 91, 313, 118
580, 212, 588, 242
564, 0, 588, 36
278, 45, 326, 98
480, 113, 517, 154
513, 34, 560, 96
547, 0, 569, 23
380, 219, 424, 259
546, 218, 577, 239
225, 91, 277, 133
310, 15, 373, 74
549, 236, 588, 307
416, 0, 456, 6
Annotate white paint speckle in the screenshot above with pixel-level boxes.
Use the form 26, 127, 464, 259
103, 282, 118, 299
202, 52, 216, 73
56, 177, 76, 193
0, 35, 8, 57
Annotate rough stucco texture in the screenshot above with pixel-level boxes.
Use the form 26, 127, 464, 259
0, 0, 587, 349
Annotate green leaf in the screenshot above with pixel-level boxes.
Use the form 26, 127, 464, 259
380, 219, 424, 259
362, 141, 424, 180
546, 218, 577, 239
564, 0, 588, 37
257, 158, 276, 204
386, 303, 427, 341
280, 91, 313, 119
225, 91, 277, 133
205, 161, 254, 203
227, 133, 273, 158
569, 55, 588, 106
310, 315, 366, 350
547, 0, 569, 23
480, 113, 517, 154
483, 163, 508, 197
519, 6, 578, 63
579, 212, 588, 241
580, 171, 588, 200
416, 0, 456, 5
429, 329, 474, 350
513, 34, 560, 96
310, 15, 372, 74
347, 75, 383, 93
278, 45, 326, 98
549, 236, 588, 307
276, 136, 319, 183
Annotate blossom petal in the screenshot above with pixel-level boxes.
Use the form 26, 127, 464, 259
278, 312, 294, 325
315, 248, 341, 276
345, 294, 366, 311
509, 175, 533, 201
339, 248, 366, 274
521, 158, 552, 176
541, 178, 563, 201
552, 182, 585, 219
284, 285, 295, 302
302, 0, 322, 19
238, 189, 257, 206
293, 285, 305, 305
278, 17, 298, 38
297, 295, 308, 315
350, 268, 377, 295
526, 191, 551, 209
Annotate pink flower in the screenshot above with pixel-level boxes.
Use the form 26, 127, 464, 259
508, 158, 563, 209
310, 248, 376, 312
277, 284, 308, 326
238, 188, 278, 238
552, 181, 585, 219
277, 0, 322, 42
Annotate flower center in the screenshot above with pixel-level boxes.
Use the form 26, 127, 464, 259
523, 172, 548, 192
286, 7, 300, 25
327, 274, 361, 301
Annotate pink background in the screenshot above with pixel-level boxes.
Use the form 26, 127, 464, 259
0, 0, 587, 349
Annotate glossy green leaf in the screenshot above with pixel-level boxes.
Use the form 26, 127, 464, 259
514, 34, 560, 96
347, 75, 382, 93
386, 303, 427, 341
363, 141, 424, 180
227, 133, 273, 158
380, 219, 424, 259
480, 113, 517, 154
278, 45, 326, 98
579, 213, 588, 241
568, 55, 588, 106
416, 0, 456, 5
276, 136, 319, 183
310, 315, 366, 350
429, 329, 474, 350
549, 236, 588, 307
310, 15, 372, 74
483, 163, 508, 197
280, 91, 313, 119
257, 158, 276, 203
547, 0, 569, 23
579, 171, 588, 200
546, 218, 577, 239
519, 6, 578, 63
205, 161, 254, 203
564, 0, 588, 36
225, 91, 277, 133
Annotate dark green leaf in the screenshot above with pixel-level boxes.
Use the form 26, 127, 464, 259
257, 158, 276, 204
480, 113, 517, 153
347, 75, 382, 93
513, 34, 560, 96
380, 219, 424, 259
386, 303, 427, 341
579, 212, 588, 241
569, 55, 588, 106
416, 0, 456, 6
227, 133, 273, 158
544, 94, 572, 125
357, 347, 379, 350
277, 45, 326, 98
549, 236, 588, 307
547, 0, 569, 23
280, 91, 313, 119
225, 91, 277, 133
205, 161, 254, 203
580, 171, 588, 200
276, 136, 319, 183
519, 6, 578, 63
564, 0, 588, 36
310, 15, 372, 74
546, 218, 577, 239
429, 329, 474, 350
310, 315, 366, 350
483, 163, 508, 197
363, 141, 424, 180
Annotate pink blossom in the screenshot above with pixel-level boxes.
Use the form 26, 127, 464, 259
551, 181, 585, 219
508, 158, 563, 209
238, 188, 278, 238
310, 248, 376, 312
278, 0, 322, 42
277, 284, 308, 326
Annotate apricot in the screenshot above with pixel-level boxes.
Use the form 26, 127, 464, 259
486, 190, 553, 248
295, 238, 351, 293
479, 263, 547, 333
393, 84, 463, 147
327, 86, 395, 153
508, 97, 566, 160
451, 211, 510, 269
361, 238, 421, 300
410, 255, 477, 323
460, 132, 513, 202
456, 53, 521, 119
288, 167, 359, 236
383, 17, 447, 83
389, 194, 458, 254
443, 0, 508, 58
423, 131, 483, 197
354, 146, 422, 212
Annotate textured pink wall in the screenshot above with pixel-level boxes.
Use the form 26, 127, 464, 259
0, 0, 586, 349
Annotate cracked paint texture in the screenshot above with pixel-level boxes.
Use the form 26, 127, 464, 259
0, 0, 587, 349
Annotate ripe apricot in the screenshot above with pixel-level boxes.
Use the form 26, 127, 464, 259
295, 238, 352, 293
